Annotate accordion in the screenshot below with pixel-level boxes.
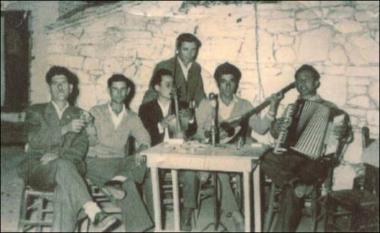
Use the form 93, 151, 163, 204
276, 99, 347, 160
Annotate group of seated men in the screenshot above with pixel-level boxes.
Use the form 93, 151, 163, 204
17, 33, 352, 232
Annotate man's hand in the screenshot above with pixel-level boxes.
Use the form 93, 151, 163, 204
275, 117, 292, 132
40, 152, 59, 165
61, 119, 85, 135
135, 154, 147, 166
268, 93, 284, 113
85, 122, 97, 136
160, 114, 176, 129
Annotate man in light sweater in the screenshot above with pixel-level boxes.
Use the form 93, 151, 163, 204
85, 74, 153, 232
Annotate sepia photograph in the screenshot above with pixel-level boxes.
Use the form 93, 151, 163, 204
1, 1, 379, 232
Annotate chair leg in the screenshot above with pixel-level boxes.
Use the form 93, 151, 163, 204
18, 188, 28, 232
264, 183, 276, 232
311, 189, 319, 232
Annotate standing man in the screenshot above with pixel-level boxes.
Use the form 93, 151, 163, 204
139, 68, 198, 231
194, 62, 283, 231
260, 64, 353, 232
142, 33, 206, 106
85, 74, 153, 232
17, 66, 119, 232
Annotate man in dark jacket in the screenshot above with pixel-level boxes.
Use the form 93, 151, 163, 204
139, 68, 198, 231
142, 33, 206, 106
17, 66, 119, 232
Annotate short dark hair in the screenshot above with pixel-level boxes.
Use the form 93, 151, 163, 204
214, 62, 242, 88
295, 64, 320, 81
150, 68, 173, 88
176, 33, 202, 50
107, 74, 133, 88
45, 66, 77, 85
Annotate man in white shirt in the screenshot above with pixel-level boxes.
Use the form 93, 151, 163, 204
142, 33, 206, 106
195, 62, 283, 231
85, 74, 153, 232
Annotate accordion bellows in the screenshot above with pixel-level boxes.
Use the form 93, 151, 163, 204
290, 100, 345, 159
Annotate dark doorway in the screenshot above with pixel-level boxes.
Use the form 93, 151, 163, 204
1, 11, 30, 112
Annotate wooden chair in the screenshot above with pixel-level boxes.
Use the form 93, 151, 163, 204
324, 127, 379, 232
263, 139, 351, 232
18, 145, 121, 232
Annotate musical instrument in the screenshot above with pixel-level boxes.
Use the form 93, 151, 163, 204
209, 93, 219, 145
273, 104, 297, 154
274, 99, 348, 159
218, 82, 296, 144
171, 87, 185, 139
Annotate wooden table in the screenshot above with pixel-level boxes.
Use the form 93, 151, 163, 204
143, 141, 269, 232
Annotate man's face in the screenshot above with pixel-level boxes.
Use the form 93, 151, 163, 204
219, 74, 237, 99
295, 71, 319, 98
178, 41, 197, 64
49, 75, 72, 102
109, 81, 129, 104
155, 75, 174, 99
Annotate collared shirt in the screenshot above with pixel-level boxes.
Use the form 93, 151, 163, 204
177, 57, 192, 81
157, 99, 171, 141
300, 94, 322, 102
218, 95, 238, 121
108, 103, 126, 129
51, 101, 69, 120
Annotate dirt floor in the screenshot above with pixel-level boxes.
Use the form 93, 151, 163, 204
1, 145, 318, 232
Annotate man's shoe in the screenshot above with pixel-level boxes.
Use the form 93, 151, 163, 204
181, 207, 193, 231
103, 180, 126, 200
92, 211, 120, 232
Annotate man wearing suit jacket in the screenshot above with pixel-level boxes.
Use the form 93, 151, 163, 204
142, 33, 206, 106
17, 66, 119, 232
139, 68, 198, 231
85, 74, 153, 232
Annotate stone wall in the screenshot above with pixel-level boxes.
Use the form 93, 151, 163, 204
42, 1, 379, 169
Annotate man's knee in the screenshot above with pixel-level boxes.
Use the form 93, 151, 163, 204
55, 159, 77, 172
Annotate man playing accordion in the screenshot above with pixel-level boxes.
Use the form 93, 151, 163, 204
260, 64, 353, 232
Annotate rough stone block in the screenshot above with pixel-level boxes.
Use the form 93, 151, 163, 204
348, 85, 367, 96
348, 77, 371, 86
258, 30, 275, 64
318, 75, 347, 107
297, 27, 333, 62
335, 20, 363, 33
354, 10, 378, 22
324, 66, 346, 75
367, 110, 379, 127
348, 95, 371, 108
83, 58, 101, 72
77, 84, 97, 110
48, 54, 84, 69
102, 58, 125, 74
327, 6, 355, 19
346, 66, 379, 78
275, 46, 296, 63
296, 8, 322, 20
345, 33, 379, 64
368, 81, 379, 106
260, 18, 294, 33
346, 107, 368, 117
277, 34, 294, 46
328, 45, 348, 65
